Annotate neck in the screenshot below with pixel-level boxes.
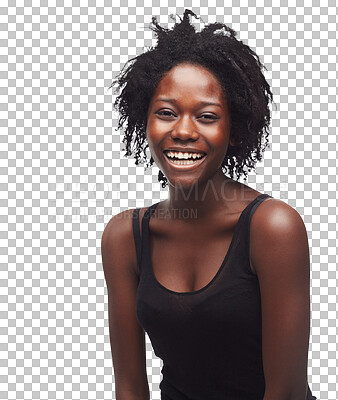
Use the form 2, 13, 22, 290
164, 169, 234, 220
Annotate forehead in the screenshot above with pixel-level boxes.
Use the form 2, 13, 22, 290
152, 63, 226, 101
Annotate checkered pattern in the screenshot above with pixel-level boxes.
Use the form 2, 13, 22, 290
1, 0, 337, 399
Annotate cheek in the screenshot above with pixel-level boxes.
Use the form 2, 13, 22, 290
145, 121, 160, 154
145, 117, 166, 142
206, 124, 230, 144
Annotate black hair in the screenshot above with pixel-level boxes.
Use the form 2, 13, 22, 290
111, 9, 274, 188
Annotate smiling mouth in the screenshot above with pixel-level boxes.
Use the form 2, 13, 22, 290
163, 151, 207, 168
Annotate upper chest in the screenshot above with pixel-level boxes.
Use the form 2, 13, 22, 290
135, 203, 257, 293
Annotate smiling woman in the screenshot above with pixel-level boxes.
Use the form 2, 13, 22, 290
146, 63, 233, 189
111, 9, 273, 190
101, 9, 318, 400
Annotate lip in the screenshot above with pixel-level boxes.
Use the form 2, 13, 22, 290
163, 152, 207, 171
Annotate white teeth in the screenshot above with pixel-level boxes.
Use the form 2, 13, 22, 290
169, 159, 197, 165
166, 151, 205, 160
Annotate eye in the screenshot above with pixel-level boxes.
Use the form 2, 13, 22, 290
199, 114, 219, 122
155, 110, 176, 118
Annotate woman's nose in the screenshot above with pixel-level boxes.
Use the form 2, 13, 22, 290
171, 115, 198, 140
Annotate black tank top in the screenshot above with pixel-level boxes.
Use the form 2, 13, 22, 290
132, 194, 317, 400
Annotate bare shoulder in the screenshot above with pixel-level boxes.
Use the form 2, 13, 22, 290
101, 208, 135, 247
249, 197, 309, 275
251, 197, 306, 233
101, 206, 149, 277
101, 208, 138, 278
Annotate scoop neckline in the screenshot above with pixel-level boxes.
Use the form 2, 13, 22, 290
142, 194, 266, 296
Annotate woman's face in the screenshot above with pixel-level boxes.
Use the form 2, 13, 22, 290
146, 62, 234, 189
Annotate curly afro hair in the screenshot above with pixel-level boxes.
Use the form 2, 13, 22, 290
111, 9, 274, 188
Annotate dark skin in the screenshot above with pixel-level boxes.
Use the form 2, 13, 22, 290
146, 62, 236, 218
101, 62, 311, 400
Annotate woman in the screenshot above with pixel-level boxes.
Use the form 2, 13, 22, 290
101, 9, 317, 400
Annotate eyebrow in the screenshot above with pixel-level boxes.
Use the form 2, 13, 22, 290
154, 98, 223, 109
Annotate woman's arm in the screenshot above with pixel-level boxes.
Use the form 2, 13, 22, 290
101, 210, 150, 400
250, 199, 311, 400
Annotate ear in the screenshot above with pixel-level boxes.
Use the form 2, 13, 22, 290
229, 136, 236, 147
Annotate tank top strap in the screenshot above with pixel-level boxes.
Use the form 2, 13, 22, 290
132, 208, 142, 273
132, 202, 161, 276
142, 202, 161, 262
247, 193, 273, 219
241, 193, 273, 245
224, 193, 273, 274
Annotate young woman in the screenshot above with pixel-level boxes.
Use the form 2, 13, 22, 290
101, 9, 317, 400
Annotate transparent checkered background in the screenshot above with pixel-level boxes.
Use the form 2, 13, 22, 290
1, 0, 337, 399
